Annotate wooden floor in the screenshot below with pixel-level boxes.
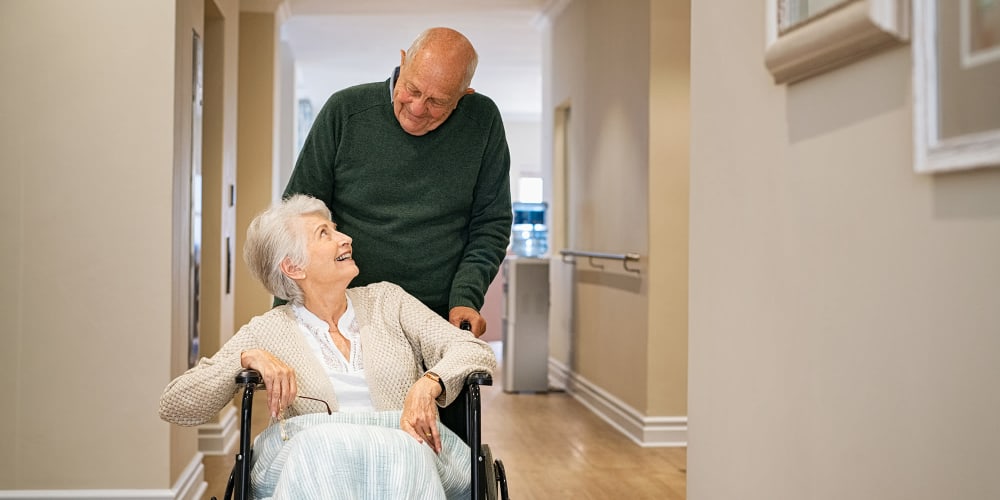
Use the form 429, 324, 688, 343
201, 372, 686, 499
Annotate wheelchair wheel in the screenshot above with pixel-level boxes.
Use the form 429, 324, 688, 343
482, 444, 498, 500
495, 458, 509, 500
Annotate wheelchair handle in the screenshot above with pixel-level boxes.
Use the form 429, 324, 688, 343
466, 371, 493, 387
236, 369, 262, 386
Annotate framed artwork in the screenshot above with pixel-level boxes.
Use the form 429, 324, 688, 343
914, 0, 1000, 173
765, 0, 910, 84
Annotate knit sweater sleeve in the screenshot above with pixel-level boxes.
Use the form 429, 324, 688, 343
157, 311, 300, 426
158, 336, 251, 426
390, 284, 498, 406
449, 97, 513, 311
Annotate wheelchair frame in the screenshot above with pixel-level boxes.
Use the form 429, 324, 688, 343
212, 369, 509, 500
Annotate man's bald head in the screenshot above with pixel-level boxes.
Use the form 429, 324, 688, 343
393, 27, 479, 136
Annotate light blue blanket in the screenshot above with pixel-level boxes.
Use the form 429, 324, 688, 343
249, 411, 471, 500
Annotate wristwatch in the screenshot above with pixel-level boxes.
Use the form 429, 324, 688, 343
423, 371, 445, 394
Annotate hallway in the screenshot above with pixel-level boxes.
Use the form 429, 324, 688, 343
478, 385, 687, 498
202, 375, 687, 499
10, 1, 999, 498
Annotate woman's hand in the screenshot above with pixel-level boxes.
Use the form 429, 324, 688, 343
401, 376, 443, 453
240, 349, 297, 418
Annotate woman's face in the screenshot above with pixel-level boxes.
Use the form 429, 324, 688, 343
298, 213, 358, 288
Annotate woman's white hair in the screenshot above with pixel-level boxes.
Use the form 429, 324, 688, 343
243, 194, 331, 305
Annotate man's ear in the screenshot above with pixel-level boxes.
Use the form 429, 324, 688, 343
280, 257, 305, 280
399, 49, 406, 67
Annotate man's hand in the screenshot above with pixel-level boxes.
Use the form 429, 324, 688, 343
449, 306, 486, 337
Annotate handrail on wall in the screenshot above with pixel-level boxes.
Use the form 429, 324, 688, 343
559, 249, 641, 274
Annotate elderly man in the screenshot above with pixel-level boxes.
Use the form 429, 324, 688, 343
281, 27, 512, 338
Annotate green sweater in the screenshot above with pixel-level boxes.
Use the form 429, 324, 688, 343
283, 76, 512, 317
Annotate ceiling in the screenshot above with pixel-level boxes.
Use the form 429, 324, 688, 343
282, 0, 549, 120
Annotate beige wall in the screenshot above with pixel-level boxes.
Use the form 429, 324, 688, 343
554, 0, 651, 412
545, 0, 689, 424
0, 0, 249, 492
170, 0, 205, 484
234, 10, 283, 329
647, 0, 690, 417
275, 40, 297, 200
0, 0, 179, 489
187, 0, 241, 465
689, 1, 1000, 499
200, 0, 239, 364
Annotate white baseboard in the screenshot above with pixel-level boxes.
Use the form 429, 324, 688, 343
548, 357, 570, 391
199, 404, 238, 456
0, 453, 207, 500
172, 455, 206, 500
549, 357, 687, 447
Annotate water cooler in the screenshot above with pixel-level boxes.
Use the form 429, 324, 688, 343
502, 202, 550, 392
501, 257, 550, 393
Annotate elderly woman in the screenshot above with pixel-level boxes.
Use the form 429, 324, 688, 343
159, 194, 496, 500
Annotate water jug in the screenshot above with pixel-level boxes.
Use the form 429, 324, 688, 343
511, 202, 548, 257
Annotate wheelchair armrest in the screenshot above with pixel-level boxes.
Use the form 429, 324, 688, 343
236, 368, 262, 386
465, 371, 493, 388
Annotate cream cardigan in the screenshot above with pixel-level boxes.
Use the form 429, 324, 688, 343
159, 282, 496, 426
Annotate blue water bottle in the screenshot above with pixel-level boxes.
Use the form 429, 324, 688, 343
511, 202, 548, 257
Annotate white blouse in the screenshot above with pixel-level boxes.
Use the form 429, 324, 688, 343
292, 299, 374, 412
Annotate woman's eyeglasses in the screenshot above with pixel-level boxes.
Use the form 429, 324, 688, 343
275, 395, 331, 441
296, 395, 332, 415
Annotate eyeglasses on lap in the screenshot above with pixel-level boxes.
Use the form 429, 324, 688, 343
272, 395, 332, 441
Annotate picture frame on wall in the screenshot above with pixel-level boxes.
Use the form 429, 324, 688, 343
914, 0, 1000, 173
764, 0, 909, 84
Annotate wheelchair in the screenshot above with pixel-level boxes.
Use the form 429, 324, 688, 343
212, 368, 509, 500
